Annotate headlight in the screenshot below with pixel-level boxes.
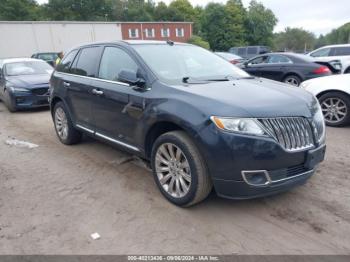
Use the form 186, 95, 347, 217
211, 116, 267, 136
9, 86, 30, 92
312, 102, 326, 144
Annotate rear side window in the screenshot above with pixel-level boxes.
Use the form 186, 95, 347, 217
267, 55, 292, 64
98, 47, 138, 82
238, 48, 246, 56
310, 48, 331, 57
332, 47, 350, 56
71, 47, 101, 77
56, 50, 78, 73
247, 47, 258, 55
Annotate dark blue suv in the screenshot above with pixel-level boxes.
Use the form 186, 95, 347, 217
49, 41, 326, 207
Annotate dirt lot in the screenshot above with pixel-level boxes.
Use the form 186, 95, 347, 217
0, 101, 349, 255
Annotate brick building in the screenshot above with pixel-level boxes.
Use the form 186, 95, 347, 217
121, 22, 193, 42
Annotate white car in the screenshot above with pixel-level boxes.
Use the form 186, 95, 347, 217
308, 44, 350, 74
301, 74, 350, 127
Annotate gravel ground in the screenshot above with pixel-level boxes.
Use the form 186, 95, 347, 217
0, 101, 349, 255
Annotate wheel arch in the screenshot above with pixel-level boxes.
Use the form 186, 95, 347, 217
316, 89, 350, 100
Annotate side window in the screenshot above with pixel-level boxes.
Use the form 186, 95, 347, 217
332, 47, 350, 56
238, 48, 246, 57
310, 48, 331, 57
71, 47, 101, 77
98, 47, 138, 82
247, 47, 258, 55
267, 55, 292, 64
56, 50, 78, 73
249, 56, 268, 65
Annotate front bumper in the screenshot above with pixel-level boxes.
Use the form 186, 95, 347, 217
196, 125, 326, 199
10, 92, 49, 109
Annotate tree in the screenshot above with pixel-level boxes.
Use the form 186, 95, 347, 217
201, 2, 245, 51
273, 27, 316, 52
316, 22, 350, 47
245, 0, 277, 46
0, 0, 44, 20
188, 35, 210, 49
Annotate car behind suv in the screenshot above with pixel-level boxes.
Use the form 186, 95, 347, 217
308, 44, 350, 74
229, 46, 270, 59
50, 41, 326, 207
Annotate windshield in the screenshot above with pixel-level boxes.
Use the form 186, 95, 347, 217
133, 44, 250, 85
5, 61, 53, 76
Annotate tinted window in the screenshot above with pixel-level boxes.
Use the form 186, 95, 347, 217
247, 47, 258, 55
267, 55, 292, 64
248, 56, 268, 65
238, 48, 246, 56
72, 47, 101, 77
98, 47, 138, 82
56, 50, 78, 73
310, 48, 331, 57
332, 47, 350, 56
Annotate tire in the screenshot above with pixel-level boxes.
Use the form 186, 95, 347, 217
53, 101, 82, 145
4, 89, 17, 112
151, 131, 212, 207
319, 92, 350, 127
283, 74, 301, 87
345, 68, 350, 74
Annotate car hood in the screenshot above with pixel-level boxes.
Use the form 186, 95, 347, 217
6, 74, 50, 89
173, 77, 317, 118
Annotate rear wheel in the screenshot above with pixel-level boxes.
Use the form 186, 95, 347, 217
151, 131, 212, 207
345, 68, 350, 74
53, 102, 82, 144
283, 75, 301, 87
319, 92, 350, 127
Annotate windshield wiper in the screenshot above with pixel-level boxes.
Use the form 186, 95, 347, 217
182, 77, 210, 84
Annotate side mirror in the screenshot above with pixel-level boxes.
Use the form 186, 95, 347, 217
118, 69, 145, 87
243, 61, 249, 67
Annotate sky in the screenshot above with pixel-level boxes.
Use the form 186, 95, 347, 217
35, 0, 350, 36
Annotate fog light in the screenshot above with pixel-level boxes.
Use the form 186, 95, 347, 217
242, 170, 271, 186
16, 98, 25, 103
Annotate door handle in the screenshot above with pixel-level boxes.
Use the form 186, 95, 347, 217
63, 81, 70, 87
92, 89, 104, 96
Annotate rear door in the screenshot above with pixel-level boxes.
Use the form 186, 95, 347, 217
56, 46, 103, 130
90, 45, 147, 148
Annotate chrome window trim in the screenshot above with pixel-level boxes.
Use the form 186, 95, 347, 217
56, 71, 130, 87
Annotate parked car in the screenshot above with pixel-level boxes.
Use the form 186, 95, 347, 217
229, 46, 270, 59
31, 52, 59, 67
50, 41, 326, 207
239, 53, 332, 86
215, 52, 244, 64
0, 58, 53, 112
301, 74, 350, 127
307, 44, 350, 74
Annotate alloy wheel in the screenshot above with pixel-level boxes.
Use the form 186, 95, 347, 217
284, 77, 299, 86
55, 107, 69, 140
321, 97, 347, 124
155, 143, 192, 198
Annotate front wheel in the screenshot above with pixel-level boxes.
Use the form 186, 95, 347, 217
4, 89, 17, 112
319, 92, 350, 127
151, 131, 212, 207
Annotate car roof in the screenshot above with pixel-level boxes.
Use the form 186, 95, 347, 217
317, 44, 350, 49
0, 58, 44, 68
70, 40, 188, 49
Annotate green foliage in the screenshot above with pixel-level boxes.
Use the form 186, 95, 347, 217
187, 35, 210, 49
316, 23, 350, 48
201, 1, 246, 51
273, 27, 316, 52
0, 0, 44, 20
245, 0, 277, 46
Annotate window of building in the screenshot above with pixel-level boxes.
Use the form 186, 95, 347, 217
99, 47, 138, 82
145, 28, 155, 38
128, 28, 139, 38
71, 47, 101, 77
161, 28, 170, 38
176, 28, 184, 37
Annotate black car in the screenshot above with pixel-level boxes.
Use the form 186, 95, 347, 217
31, 52, 59, 67
240, 53, 332, 86
0, 58, 53, 112
50, 41, 326, 207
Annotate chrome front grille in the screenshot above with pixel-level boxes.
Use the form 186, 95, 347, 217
258, 117, 315, 151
